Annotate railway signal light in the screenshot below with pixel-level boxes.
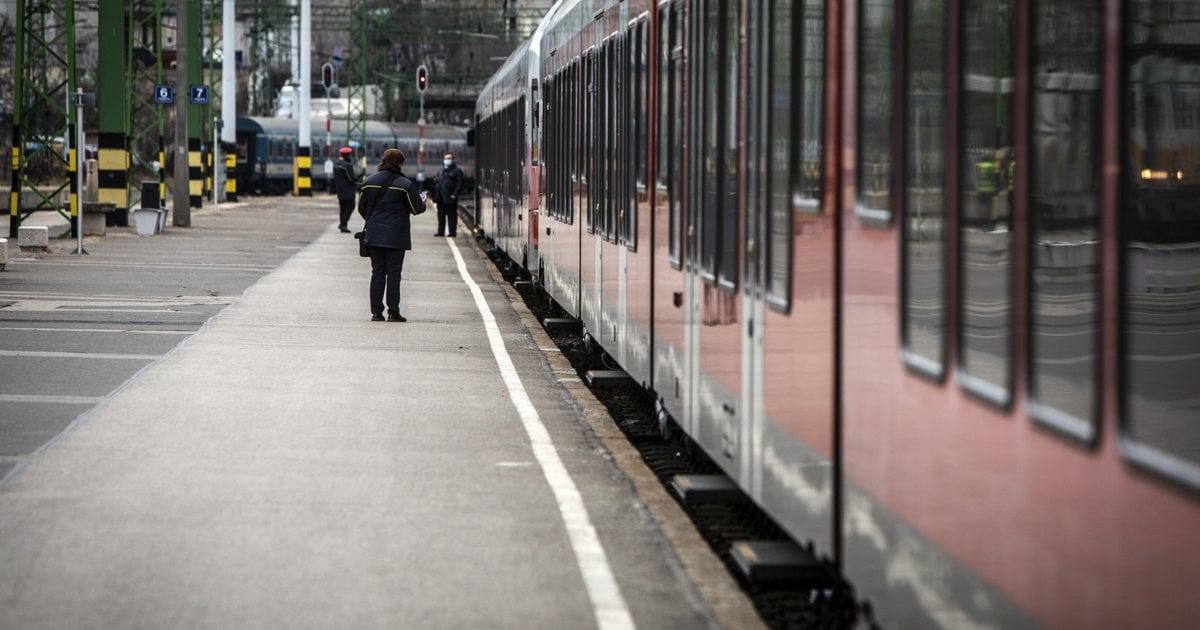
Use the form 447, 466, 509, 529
322, 63, 334, 90
417, 65, 428, 92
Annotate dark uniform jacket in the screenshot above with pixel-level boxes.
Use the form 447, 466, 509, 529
433, 164, 465, 206
358, 167, 426, 250
332, 157, 358, 201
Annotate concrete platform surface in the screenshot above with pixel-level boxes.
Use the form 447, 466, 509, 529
0, 197, 762, 630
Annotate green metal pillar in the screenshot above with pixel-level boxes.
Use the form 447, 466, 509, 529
98, 0, 129, 225
9, 0, 76, 238
127, 0, 166, 213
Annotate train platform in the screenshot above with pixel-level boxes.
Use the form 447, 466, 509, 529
0, 197, 760, 629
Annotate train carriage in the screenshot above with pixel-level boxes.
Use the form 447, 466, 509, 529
235, 116, 472, 196
474, 0, 1200, 627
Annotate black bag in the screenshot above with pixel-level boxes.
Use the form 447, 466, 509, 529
354, 231, 369, 257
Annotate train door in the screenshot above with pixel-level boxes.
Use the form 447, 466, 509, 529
683, 0, 746, 480
745, 0, 839, 557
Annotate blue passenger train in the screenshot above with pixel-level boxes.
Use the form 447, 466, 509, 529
234, 116, 473, 195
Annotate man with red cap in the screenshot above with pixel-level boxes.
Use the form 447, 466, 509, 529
332, 147, 359, 232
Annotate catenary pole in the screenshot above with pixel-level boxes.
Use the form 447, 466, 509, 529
174, 0, 190, 226
296, 0, 312, 196
222, 0, 237, 201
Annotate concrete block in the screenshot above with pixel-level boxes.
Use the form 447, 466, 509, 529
18, 226, 49, 252
0, 238, 8, 270
82, 212, 106, 235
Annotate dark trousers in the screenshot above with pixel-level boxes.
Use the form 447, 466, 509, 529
368, 247, 407, 316
436, 202, 457, 236
338, 198, 355, 229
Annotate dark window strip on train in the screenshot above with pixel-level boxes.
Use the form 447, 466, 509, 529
1119, 1, 1200, 493
900, 0, 948, 382
1027, 0, 1102, 444
957, 0, 1015, 410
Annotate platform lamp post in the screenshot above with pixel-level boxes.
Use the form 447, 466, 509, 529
70, 91, 96, 255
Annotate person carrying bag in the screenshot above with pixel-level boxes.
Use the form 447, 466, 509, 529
355, 149, 426, 322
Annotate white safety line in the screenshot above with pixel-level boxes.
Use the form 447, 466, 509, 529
447, 238, 636, 630
0, 394, 104, 404
0, 350, 161, 360
0, 326, 192, 335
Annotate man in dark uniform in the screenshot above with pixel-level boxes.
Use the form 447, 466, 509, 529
432, 152, 465, 237
332, 147, 359, 233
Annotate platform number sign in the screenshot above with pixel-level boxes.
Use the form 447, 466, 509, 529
188, 85, 210, 105
154, 84, 175, 105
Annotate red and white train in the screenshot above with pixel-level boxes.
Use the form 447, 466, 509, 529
474, 0, 1200, 627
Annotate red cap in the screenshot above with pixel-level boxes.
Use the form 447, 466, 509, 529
339, 147, 353, 155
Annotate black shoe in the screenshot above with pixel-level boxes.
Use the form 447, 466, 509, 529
339, 226, 351, 233
371, 314, 385, 321
434, 232, 444, 237
448, 233, 456, 237
387, 314, 406, 322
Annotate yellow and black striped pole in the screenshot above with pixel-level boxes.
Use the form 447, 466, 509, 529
68, 123, 78, 237
97, 132, 128, 225
225, 151, 237, 201
98, 0, 128, 225
8, 127, 20, 238
188, 136, 203, 208
295, 146, 312, 196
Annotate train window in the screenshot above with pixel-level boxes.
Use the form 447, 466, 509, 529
1120, 5, 1200, 492
601, 40, 612, 239
856, 0, 895, 227
1028, 0, 1101, 442
717, 0, 740, 290
900, 0, 947, 380
618, 32, 629, 246
766, 0, 796, 310
627, 18, 647, 251
614, 34, 624, 243
697, 0, 737, 289
957, 0, 1014, 406
664, 5, 684, 269
531, 79, 540, 168
796, 0, 824, 212
586, 49, 596, 233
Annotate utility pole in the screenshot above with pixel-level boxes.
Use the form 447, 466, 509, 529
222, 0, 237, 201
174, 0, 190, 226
296, 0, 312, 196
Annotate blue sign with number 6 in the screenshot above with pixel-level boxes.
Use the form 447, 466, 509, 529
154, 84, 175, 105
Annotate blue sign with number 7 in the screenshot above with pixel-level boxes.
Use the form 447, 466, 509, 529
188, 85, 209, 105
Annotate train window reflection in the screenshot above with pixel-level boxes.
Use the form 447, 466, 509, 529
796, 0, 824, 213
1029, 0, 1101, 441
766, 0, 794, 309
699, 0, 721, 281
1121, 3, 1200, 492
718, 0, 740, 290
856, 0, 894, 227
901, 0, 947, 379
958, 0, 1014, 406
668, 9, 684, 268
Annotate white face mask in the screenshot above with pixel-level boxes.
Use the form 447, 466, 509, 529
443, 160, 452, 168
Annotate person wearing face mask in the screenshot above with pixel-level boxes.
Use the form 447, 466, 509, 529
432, 152, 465, 237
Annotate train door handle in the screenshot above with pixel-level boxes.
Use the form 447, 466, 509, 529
673, 291, 683, 308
